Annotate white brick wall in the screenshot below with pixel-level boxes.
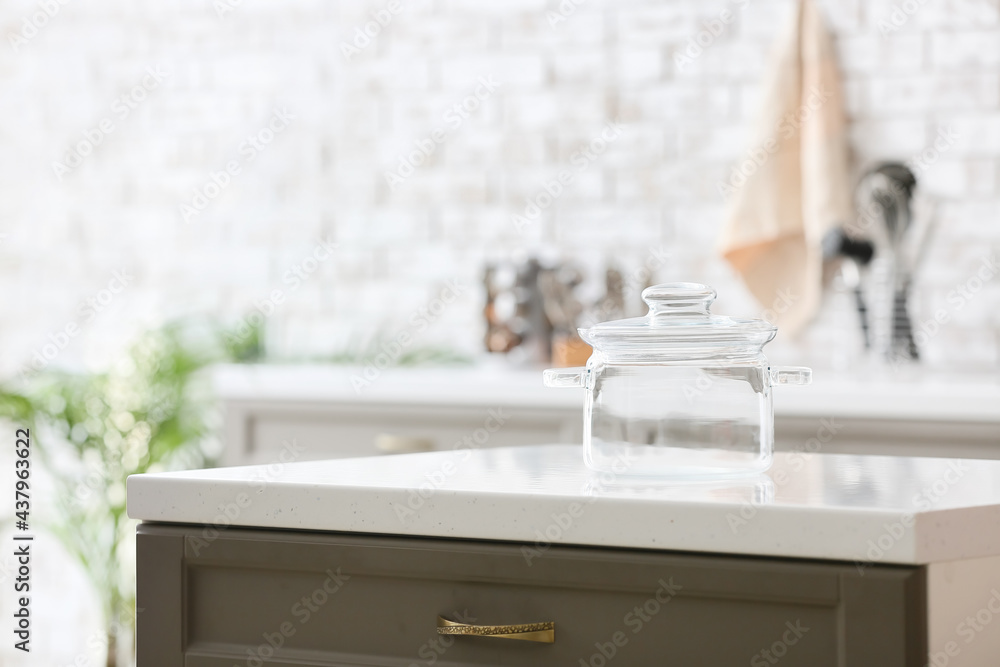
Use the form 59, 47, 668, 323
1, 0, 999, 377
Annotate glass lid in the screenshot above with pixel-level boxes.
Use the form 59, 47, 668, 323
579, 282, 777, 354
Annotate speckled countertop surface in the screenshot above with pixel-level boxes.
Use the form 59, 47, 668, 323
127, 444, 1000, 564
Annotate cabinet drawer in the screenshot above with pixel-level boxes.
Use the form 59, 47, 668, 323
137, 525, 926, 667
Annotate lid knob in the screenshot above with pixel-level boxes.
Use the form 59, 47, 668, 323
642, 282, 716, 319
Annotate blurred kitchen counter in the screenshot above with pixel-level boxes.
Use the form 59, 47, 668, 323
211, 363, 1000, 465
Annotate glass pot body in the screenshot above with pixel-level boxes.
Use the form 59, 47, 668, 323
584, 352, 773, 477
543, 283, 810, 478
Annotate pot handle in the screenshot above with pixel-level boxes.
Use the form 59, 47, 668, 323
543, 367, 587, 388
769, 366, 812, 386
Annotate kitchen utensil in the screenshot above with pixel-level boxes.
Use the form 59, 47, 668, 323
855, 162, 921, 363
483, 257, 551, 363
537, 264, 585, 334
822, 228, 875, 348
543, 283, 811, 478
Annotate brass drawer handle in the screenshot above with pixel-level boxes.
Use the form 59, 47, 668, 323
436, 616, 555, 643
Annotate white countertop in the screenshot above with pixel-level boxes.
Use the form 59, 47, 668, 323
210, 363, 1000, 422
127, 444, 1000, 565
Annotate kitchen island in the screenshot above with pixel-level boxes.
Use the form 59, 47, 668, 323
127, 445, 1000, 666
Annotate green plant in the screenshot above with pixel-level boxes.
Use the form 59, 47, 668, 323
0, 314, 467, 666
0, 320, 234, 667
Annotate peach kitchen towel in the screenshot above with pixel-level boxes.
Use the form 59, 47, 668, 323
717, 0, 852, 335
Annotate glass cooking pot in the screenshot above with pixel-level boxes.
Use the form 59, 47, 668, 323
543, 283, 811, 478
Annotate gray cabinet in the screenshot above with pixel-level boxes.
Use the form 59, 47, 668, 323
137, 524, 926, 666
221, 399, 581, 465
221, 396, 1000, 465
214, 366, 1000, 465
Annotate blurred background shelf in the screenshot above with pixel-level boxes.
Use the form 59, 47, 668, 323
214, 363, 1000, 465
